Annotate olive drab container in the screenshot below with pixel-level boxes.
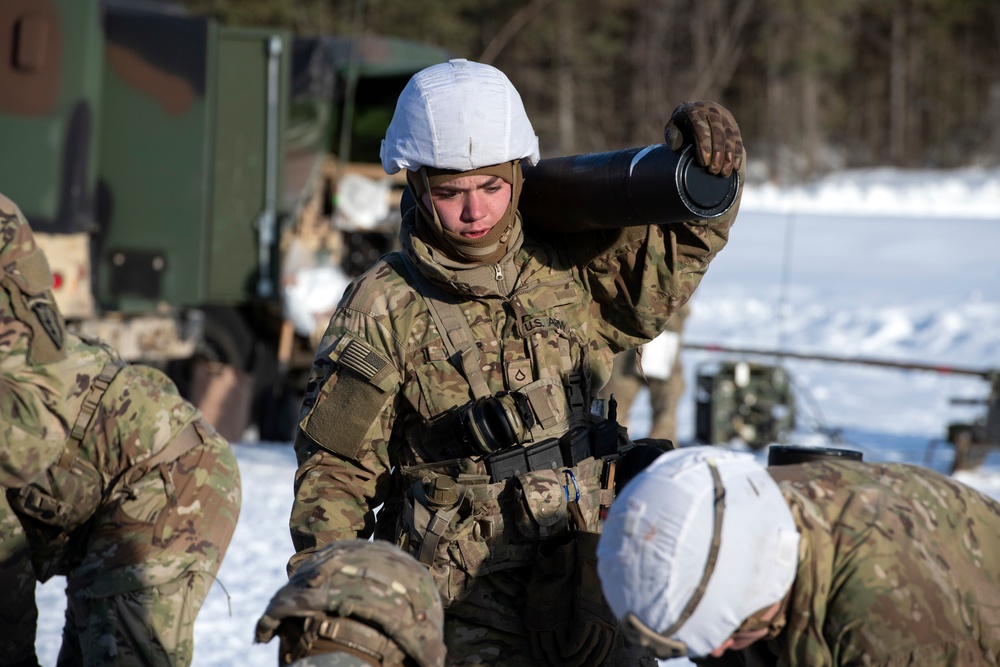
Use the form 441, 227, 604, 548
694, 360, 796, 450
0, 1, 329, 317
767, 444, 863, 466
0, 0, 333, 439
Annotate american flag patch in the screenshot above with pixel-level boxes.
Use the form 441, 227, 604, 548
340, 339, 389, 380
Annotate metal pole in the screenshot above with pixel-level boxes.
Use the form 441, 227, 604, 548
684, 342, 991, 379
257, 34, 283, 299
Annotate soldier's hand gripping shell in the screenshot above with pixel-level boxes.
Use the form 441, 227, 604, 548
664, 101, 744, 177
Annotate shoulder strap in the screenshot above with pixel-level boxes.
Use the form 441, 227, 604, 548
57, 361, 126, 468
122, 420, 205, 488
396, 254, 492, 399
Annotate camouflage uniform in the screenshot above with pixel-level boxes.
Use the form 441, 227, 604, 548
739, 460, 1000, 667
598, 302, 690, 442
256, 539, 446, 667
0, 194, 241, 666
289, 173, 737, 667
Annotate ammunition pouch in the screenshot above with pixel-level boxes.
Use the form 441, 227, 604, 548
513, 456, 609, 539
525, 530, 618, 667
399, 399, 627, 627
397, 472, 534, 609
482, 418, 626, 484
398, 451, 612, 617
9, 458, 103, 532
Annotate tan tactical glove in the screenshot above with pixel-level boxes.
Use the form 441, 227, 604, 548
664, 101, 744, 178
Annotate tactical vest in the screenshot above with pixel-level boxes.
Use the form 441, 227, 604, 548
392, 255, 624, 618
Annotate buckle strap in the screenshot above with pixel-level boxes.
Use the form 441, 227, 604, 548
418, 506, 459, 566
305, 616, 408, 666
398, 254, 493, 399
415, 484, 468, 566
58, 362, 125, 469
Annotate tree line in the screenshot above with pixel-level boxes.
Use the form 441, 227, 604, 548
184, 0, 1000, 181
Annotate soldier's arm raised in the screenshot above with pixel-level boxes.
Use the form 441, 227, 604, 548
578, 192, 738, 353
572, 101, 743, 350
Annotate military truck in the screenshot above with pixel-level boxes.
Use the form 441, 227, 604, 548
1, 1, 452, 441
0, 0, 333, 440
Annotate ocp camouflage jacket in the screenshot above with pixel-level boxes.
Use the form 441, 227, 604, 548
290, 203, 737, 632
2, 197, 240, 639
767, 461, 1000, 666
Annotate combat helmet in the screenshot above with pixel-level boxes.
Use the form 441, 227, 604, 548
597, 447, 801, 659
256, 540, 446, 667
380, 59, 540, 265
380, 58, 539, 174
0, 193, 66, 363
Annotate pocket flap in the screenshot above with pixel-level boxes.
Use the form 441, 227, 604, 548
516, 468, 569, 532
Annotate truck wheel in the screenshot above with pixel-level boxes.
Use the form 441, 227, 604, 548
169, 306, 256, 443
199, 305, 255, 371
247, 327, 301, 443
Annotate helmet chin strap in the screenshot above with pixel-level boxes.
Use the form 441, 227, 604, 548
418, 167, 444, 232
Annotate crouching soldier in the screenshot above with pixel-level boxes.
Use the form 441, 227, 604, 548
255, 540, 446, 667
0, 193, 241, 666
597, 446, 1000, 666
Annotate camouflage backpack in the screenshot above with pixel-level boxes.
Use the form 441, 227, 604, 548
256, 540, 446, 667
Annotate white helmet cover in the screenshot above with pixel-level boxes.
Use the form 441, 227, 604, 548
380, 58, 540, 174
597, 446, 801, 658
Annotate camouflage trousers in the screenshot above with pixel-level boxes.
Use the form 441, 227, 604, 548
443, 617, 657, 667
0, 427, 241, 666
0, 494, 37, 666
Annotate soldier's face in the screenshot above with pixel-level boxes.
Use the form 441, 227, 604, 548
423, 175, 511, 238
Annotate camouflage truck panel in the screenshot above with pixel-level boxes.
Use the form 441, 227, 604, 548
0, 0, 103, 234
96, 9, 293, 309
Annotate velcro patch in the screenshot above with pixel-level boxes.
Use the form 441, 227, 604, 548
301, 371, 390, 460
298, 334, 400, 459
340, 338, 389, 380
329, 335, 396, 392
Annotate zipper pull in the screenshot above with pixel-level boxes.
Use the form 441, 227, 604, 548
495, 264, 503, 282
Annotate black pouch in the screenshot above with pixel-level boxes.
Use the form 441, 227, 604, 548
10, 459, 103, 532
524, 530, 618, 667
7, 459, 103, 581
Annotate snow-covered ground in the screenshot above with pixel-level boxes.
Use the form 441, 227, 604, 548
34, 166, 1000, 665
